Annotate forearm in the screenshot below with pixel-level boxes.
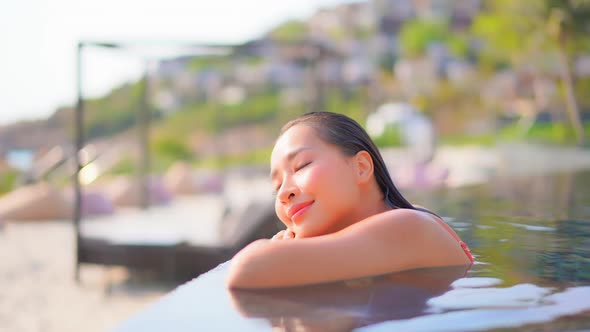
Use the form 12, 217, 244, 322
226, 239, 321, 289
225, 234, 379, 289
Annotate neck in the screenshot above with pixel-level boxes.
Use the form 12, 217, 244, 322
357, 181, 391, 217
321, 180, 390, 235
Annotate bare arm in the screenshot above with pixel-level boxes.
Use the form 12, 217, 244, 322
226, 209, 471, 289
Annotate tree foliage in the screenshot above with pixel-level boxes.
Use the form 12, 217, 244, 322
472, 0, 590, 67
399, 19, 449, 58
398, 19, 468, 59
269, 20, 308, 42
472, 0, 590, 144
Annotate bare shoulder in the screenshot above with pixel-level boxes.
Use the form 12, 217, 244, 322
339, 207, 467, 263
380, 208, 461, 243
338, 207, 438, 238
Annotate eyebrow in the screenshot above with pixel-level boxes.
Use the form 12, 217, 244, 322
270, 146, 312, 179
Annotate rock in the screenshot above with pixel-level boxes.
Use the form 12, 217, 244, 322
0, 182, 72, 221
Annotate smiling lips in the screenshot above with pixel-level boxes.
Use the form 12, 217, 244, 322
287, 201, 314, 222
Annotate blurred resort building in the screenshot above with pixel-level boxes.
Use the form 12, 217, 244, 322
1, 0, 589, 197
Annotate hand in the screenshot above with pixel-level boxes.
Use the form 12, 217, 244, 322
271, 229, 296, 240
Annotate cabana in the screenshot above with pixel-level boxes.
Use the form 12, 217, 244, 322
72, 41, 280, 281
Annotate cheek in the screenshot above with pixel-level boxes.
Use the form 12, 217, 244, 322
309, 163, 358, 209
297, 164, 329, 191
303, 162, 354, 196
275, 199, 290, 226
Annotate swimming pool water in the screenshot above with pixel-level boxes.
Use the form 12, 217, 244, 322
116, 170, 590, 332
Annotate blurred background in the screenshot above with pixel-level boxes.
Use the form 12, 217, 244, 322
1, 0, 589, 331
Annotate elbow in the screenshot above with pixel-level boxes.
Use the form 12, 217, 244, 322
225, 260, 246, 289
226, 253, 252, 289
225, 239, 269, 289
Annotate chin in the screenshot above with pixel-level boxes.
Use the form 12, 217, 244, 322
294, 217, 330, 238
293, 229, 308, 238
296, 227, 326, 239
293, 228, 312, 238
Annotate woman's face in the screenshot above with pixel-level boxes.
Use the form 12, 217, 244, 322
271, 124, 362, 238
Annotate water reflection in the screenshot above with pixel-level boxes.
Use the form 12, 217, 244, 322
536, 219, 590, 284
229, 266, 469, 331
115, 170, 590, 332
362, 285, 590, 332
407, 170, 590, 287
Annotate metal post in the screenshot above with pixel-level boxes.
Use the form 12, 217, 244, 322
73, 42, 84, 281
314, 43, 325, 113
138, 60, 151, 209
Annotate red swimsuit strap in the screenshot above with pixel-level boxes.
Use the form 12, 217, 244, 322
433, 217, 475, 263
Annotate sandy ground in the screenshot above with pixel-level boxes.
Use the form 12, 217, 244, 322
0, 221, 173, 332
0, 176, 273, 332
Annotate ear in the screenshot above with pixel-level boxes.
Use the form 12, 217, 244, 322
353, 150, 374, 184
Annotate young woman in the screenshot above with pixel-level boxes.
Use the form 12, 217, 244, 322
226, 112, 473, 289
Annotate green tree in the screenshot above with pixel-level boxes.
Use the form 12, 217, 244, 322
269, 20, 308, 42
398, 19, 468, 59
472, 0, 590, 144
546, 0, 590, 145
399, 19, 449, 58
153, 136, 193, 161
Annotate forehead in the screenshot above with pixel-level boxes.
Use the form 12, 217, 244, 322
271, 124, 323, 164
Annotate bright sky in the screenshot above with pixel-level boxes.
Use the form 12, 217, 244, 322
0, 0, 349, 125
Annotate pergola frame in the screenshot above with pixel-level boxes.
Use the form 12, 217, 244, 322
73, 40, 236, 280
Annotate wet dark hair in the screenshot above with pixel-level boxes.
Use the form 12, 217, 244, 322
280, 111, 436, 215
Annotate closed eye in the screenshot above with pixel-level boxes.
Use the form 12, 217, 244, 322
295, 161, 311, 172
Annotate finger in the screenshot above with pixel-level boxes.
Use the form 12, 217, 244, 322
272, 230, 285, 240
285, 230, 295, 239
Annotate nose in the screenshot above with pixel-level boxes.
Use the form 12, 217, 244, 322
277, 178, 296, 203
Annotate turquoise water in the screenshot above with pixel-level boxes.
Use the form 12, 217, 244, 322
412, 170, 590, 290
116, 170, 590, 332
5, 149, 33, 171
